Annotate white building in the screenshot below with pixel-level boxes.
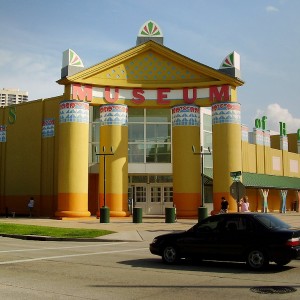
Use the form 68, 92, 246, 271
0, 88, 28, 107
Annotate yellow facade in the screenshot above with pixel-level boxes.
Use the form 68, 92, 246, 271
172, 105, 201, 217
98, 105, 129, 217
1, 35, 300, 218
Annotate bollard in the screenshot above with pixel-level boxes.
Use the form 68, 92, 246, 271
100, 206, 110, 223
198, 207, 208, 222
165, 207, 176, 223
133, 207, 143, 223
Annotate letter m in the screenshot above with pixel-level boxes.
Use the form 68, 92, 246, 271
209, 85, 230, 102
72, 84, 92, 102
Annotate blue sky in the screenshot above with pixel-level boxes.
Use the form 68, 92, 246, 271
0, 0, 299, 133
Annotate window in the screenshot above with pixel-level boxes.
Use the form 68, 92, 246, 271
128, 108, 171, 163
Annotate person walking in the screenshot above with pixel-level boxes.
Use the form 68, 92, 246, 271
220, 197, 229, 214
239, 196, 250, 212
28, 197, 35, 217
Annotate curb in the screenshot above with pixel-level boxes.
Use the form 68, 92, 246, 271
0, 234, 123, 242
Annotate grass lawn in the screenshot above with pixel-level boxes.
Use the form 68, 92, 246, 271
0, 223, 115, 238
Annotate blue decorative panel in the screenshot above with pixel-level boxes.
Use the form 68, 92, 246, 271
59, 101, 89, 124
212, 103, 241, 125
0, 125, 6, 142
100, 104, 128, 126
42, 118, 55, 138
171, 105, 200, 127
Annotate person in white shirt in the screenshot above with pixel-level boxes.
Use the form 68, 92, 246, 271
239, 196, 250, 212
28, 197, 34, 217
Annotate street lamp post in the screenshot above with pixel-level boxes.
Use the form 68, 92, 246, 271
192, 145, 212, 221
96, 146, 114, 223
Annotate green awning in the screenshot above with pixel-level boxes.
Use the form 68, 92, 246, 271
242, 172, 300, 190
203, 169, 300, 190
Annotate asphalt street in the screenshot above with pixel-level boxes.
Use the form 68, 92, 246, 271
1, 213, 300, 299
0, 236, 300, 299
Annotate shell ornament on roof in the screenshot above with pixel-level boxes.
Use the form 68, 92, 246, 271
138, 20, 163, 37
220, 51, 240, 70
62, 49, 84, 68
68, 49, 84, 67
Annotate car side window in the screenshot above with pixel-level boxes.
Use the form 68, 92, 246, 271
196, 216, 223, 233
223, 217, 252, 233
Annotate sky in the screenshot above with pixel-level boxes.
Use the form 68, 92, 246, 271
0, 0, 299, 133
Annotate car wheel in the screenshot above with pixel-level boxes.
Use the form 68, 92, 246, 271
246, 249, 269, 270
162, 245, 178, 264
274, 259, 291, 267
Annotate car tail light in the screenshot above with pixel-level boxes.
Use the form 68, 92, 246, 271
286, 237, 300, 247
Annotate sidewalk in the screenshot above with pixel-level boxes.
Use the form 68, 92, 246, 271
1, 212, 300, 242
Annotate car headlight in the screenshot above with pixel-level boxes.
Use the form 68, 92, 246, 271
151, 238, 158, 244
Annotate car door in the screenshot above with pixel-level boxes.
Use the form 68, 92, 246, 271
213, 215, 254, 260
178, 215, 224, 259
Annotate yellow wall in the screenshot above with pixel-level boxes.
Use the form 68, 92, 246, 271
0, 97, 63, 216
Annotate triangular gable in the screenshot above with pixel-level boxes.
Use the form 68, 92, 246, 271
58, 41, 244, 89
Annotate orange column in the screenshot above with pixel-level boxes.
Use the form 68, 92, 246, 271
55, 100, 91, 218
98, 104, 129, 217
172, 105, 201, 218
212, 102, 242, 213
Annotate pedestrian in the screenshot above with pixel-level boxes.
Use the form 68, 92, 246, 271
220, 197, 229, 214
239, 196, 250, 212
28, 197, 34, 217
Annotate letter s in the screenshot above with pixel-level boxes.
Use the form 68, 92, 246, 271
8, 106, 16, 124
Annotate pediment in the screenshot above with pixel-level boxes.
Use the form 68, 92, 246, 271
60, 41, 243, 88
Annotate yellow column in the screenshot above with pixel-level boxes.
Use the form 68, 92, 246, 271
99, 104, 129, 217
212, 102, 242, 213
172, 105, 201, 217
55, 100, 90, 218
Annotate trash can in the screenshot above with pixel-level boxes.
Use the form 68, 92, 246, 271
100, 206, 110, 223
165, 207, 176, 223
198, 207, 208, 222
133, 207, 143, 223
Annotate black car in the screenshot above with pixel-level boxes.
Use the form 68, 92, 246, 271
150, 213, 300, 270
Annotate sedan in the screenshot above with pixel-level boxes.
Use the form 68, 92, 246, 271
150, 213, 300, 270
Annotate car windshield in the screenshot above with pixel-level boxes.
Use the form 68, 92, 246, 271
254, 214, 291, 229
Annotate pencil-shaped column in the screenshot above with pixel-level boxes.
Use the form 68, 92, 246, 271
172, 105, 201, 217
55, 100, 90, 218
99, 104, 129, 217
212, 102, 242, 213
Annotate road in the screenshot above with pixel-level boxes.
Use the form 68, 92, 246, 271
0, 236, 300, 299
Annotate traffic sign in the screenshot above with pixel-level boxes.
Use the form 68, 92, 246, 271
230, 181, 246, 200
230, 171, 242, 178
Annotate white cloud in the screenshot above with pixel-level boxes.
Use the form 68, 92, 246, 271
266, 6, 279, 13
256, 103, 300, 133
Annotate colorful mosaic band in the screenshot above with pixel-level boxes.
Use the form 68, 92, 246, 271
212, 102, 241, 125
42, 118, 55, 138
100, 104, 128, 126
264, 130, 271, 147
171, 105, 200, 127
241, 124, 249, 142
253, 128, 264, 146
280, 136, 288, 151
0, 125, 6, 142
59, 101, 89, 124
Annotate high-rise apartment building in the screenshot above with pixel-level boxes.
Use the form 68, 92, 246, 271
0, 88, 28, 107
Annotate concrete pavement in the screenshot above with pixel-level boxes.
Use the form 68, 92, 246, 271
1, 212, 300, 242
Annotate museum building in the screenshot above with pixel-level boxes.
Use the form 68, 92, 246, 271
1, 20, 300, 219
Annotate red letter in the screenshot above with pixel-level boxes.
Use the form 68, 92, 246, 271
183, 88, 197, 104
209, 85, 229, 102
105, 87, 119, 103
132, 88, 145, 104
157, 88, 171, 104
72, 84, 92, 102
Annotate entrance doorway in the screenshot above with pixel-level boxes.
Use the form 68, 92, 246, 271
128, 184, 173, 215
